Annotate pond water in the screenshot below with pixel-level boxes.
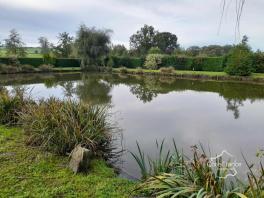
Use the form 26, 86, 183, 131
1, 72, 264, 179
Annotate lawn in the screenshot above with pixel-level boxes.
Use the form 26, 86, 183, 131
0, 47, 42, 58
0, 126, 136, 197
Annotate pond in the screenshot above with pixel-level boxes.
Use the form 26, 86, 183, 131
1, 72, 264, 179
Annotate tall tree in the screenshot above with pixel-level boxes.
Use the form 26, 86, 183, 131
56, 32, 74, 57
75, 24, 112, 69
4, 29, 26, 57
38, 37, 50, 55
154, 32, 178, 54
110, 44, 128, 56
129, 25, 157, 55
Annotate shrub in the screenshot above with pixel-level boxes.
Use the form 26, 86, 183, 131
253, 51, 264, 73
38, 64, 54, 72
0, 87, 31, 126
135, 67, 144, 74
119, 67, 128, 74
144, 54, 164, 69
225, 44, 254, 76
0, 64, 21, 74
148, 47, 162, 54
159, 66, 175, 74
21, 64, 36, 73
8, 56, 20, 66
19, 98, 114, 156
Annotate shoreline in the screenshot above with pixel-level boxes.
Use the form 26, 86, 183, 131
113, 68, 264, 85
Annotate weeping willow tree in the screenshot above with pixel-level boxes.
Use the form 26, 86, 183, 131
75, 24, 112, 70
219, 0, 246, 38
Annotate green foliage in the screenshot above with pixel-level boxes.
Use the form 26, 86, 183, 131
159, 66, 175, 74
0, 87, 31, 126
110, 44, 128, 56
154, 32, 179, 54
76, 24, 111, 69
19, 98, 114, 156
253, 51, 264, 73
148, 47, 162, 54
55, 58, 80, 67
54, 32, 74, 58
109, 56, 144, 68
225, 44, 253, 76
119, 67, 128, 74
0, 127, 136, 197
144, 54, 164, 69
20, 64, 36, 73
133, 140, 263, 197
4, 29, 27, 57
38, 64, 54, 72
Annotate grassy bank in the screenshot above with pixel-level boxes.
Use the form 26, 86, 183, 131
0, 126, 136, 197
113, 68, 264, 84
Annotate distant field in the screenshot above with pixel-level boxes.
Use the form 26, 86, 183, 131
0, 47, 42, 58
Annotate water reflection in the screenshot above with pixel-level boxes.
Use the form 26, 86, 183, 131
1, 73, 264, 178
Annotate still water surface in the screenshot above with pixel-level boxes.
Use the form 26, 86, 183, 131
1, 73, 263, 179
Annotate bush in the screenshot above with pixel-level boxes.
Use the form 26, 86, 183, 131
225, 44, 253, 76
21, 64, 36, 73
19, 98, 114, 156
119, 67, 128, 74
0, 64, 21, 74
55, 58, 80, 67
38, 64, 54, 72
0, 88, 31, 126
253, 51, 264, 73
159, 66, 175, 74
8, 56, 20, 66
148, 47, 162, 54
144, 54, 164, 69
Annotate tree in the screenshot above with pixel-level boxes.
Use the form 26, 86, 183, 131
4, 29, 26, 57
154, 32, 178, 54
55, 32, 74, 58
75, 25, 112, 70
186, 46, 201, 56
148, 47, 162, 54
225, 36, 253, 76
130, 25, 157, 55
110, 44, 128, 56
38, 37, 50, 55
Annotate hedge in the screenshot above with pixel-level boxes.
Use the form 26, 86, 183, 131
108, 56, 224, 72
0, 58, 81, 68
109, 56, 144, 68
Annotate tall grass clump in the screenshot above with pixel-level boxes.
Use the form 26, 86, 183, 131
132, 140, 263, 197
0, 87, 31, 126
159, 66, 175, 74
19, 98, 115, 157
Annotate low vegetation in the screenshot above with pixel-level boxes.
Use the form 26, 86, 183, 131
0, 126, 136, 197
131, 140, 264, 197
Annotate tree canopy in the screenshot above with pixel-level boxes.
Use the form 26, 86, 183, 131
75, 25, 112, 70
4, 29, 26, 57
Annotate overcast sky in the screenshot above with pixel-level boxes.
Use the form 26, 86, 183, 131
0, 0, 263, 50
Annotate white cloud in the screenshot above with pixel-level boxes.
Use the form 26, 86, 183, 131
0, 0, 263, 50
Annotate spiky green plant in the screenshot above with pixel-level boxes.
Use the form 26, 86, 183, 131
132, 140, 250, 197
19, 98, 115, 157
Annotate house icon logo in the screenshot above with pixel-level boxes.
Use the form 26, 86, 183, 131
208, 150, 242, 179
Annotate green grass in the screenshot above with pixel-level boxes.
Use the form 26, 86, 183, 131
0, 48, 42, 58
0, 126, 136, 197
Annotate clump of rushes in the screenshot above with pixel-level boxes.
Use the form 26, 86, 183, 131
119, 67, 128, 74
135, 67, 144, 75
0, 87, 32, 126
38, 64, 54, 72
19, 98, 115, 157
21, 64, 36, 73
159, 66, 175, 74
132, 140, 263, 197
